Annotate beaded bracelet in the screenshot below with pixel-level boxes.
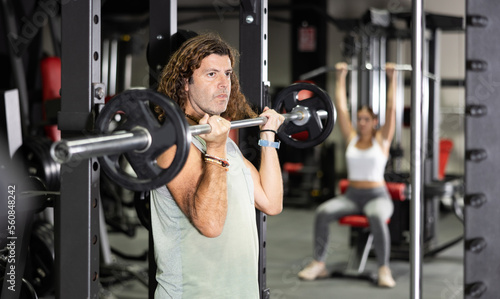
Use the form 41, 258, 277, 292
204, 158, 229, 171
204, 154, 230, 171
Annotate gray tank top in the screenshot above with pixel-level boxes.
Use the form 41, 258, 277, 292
150, 136, 259, 298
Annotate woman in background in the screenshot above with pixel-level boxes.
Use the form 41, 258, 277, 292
298, 62, 398, 288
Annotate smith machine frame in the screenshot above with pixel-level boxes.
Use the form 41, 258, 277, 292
56, 0, 270, 298
465, 1, 500, 298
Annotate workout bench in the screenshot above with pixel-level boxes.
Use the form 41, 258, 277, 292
331, 179, 406, 282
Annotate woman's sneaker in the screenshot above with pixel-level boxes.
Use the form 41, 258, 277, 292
298, 260, 329, 281
378, 265, 396, 288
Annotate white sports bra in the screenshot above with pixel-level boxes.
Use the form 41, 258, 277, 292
345, 136, 388, 182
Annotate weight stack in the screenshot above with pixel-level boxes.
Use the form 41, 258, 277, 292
465, 1, 500, 298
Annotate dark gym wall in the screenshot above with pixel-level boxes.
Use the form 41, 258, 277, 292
291, 0, 327, 88
0, 0, 44, 133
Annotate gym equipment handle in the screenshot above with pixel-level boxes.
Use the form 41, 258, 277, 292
51, 109, 328, 164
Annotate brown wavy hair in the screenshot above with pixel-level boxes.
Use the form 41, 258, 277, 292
156, 33, 257, 121
358, 105, 377, 119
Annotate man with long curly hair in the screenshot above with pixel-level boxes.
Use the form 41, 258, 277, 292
150, 33, 285, 298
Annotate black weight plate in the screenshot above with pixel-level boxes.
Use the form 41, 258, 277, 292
0, 278, 38, 299
27, 220, 55, 296
272, 83, 336, 149
30, 137, 60, 191
95, 89, 190, 192
134, 191, 151, 231
0, 250, 39, 299
13, 137, 61, 191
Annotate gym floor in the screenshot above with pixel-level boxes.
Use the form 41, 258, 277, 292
96, 202, 463, 299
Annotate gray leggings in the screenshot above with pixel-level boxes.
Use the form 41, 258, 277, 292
313, 186, 394, 267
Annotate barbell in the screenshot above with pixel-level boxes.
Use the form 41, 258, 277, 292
50, 83, 336, 191
347, 63, 437, 80
299, 63, 436, 81
347, 63, 413, 71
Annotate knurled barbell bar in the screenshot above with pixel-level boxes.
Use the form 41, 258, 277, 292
50, 83, 336, 191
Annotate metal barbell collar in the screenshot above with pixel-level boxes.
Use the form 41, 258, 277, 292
51, 108, 329, 164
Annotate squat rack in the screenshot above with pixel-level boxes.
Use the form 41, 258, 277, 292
56, 0, 271, 298
56, 0, 101, 298
465, 1, 500, 298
